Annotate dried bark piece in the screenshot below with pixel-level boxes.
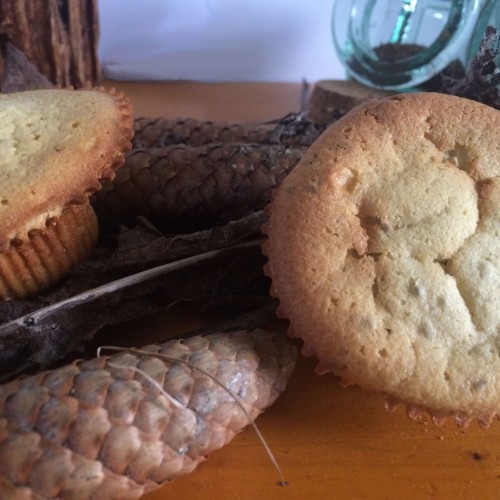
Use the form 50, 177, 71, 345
93, 144, 304, 232
0, 328, 296, 498
0, 41, 54, 93
0, 0, 101, 88
307, 79, 392, 123
89, 210, 267, 272
264, 111, 328, 147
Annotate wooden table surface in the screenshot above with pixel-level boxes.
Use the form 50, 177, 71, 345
103, 80, 500, 499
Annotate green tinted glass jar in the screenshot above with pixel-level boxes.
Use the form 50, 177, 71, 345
332, 0, 498, 90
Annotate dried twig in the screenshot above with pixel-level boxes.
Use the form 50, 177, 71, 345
0, 241, 272, 382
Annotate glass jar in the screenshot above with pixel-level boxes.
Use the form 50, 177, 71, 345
332, 0, 498, 90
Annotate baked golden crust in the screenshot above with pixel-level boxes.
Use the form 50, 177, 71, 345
0, 87, 133, 252
0, 201, 98, 299
264, 92, 500, 422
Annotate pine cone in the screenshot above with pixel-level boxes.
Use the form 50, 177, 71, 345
93, 144, 304, 231
133, 118, 273, 148
132, 115, 327, 149
0, 329, 296, 499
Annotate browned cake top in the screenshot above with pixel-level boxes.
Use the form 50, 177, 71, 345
0, 88, 133, 250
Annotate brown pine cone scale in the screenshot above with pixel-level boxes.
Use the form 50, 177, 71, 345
132, 117, 274, 148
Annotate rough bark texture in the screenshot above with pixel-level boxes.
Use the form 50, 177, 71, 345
307, 80, 392, 123
93, 144, 304, 231
0, 329, 296, 499
0, 41, 54, 92
0, 0, 101, 88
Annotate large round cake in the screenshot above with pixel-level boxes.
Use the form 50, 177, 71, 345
264, 92, 500, 424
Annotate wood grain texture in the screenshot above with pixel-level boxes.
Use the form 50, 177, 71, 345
103, 80, 500, 499
0, 0, 101, 87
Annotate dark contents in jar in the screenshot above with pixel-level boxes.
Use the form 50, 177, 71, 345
374, 43, 427, 62
349, 42, 466, 89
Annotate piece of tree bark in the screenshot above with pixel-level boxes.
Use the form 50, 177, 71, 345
0, 41, 54, 92
307, 79, 393, 123
0, 0, 101, 88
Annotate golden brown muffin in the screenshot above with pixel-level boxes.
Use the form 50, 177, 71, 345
0, 201, 98, 299
264, 92, 500, 425
0, 88, 133, 298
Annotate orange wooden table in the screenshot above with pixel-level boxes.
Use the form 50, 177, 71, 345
103, 80, 500, 499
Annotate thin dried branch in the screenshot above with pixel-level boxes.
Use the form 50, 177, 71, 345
0, 241, 272, 382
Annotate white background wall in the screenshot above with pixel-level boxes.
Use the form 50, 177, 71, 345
98, 0, 346, 82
